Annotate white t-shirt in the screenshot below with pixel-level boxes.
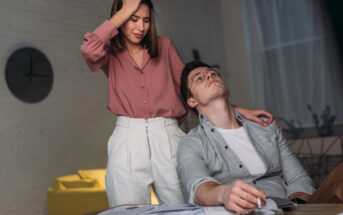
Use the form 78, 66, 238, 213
216, 126, 267, 176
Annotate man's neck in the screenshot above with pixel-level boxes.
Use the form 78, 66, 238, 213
199, 99, 241, 129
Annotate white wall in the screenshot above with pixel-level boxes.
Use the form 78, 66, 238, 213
154, 1, 222, 66
155, 0, 253, 109
217, 0, 253, 108
154, 0, 253, 129
153, 0, 225, 129
0, 0, 252, 214
0, 1, 114, 214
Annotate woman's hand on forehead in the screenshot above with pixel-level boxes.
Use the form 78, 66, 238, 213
122, 0, 142, 14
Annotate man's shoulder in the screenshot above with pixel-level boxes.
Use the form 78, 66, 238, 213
179, 126, 204, 147
177, 125, 207, 160
244, 117, 279, 133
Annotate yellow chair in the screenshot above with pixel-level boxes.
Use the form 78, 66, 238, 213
47, 169, 159, 215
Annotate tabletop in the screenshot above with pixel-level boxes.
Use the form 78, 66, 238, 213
85, 204, 343, 215
284, 204, 343, 215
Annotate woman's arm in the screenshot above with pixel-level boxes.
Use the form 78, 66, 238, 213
168, 38, 184, 87
80, 22, 114, 72
80, 0, 142, 72
234, 106, 279, 127
167, 38, 187, 124
109, 0, 142, 28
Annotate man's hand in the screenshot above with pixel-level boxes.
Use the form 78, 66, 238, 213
289, 192, 310, 203
220, 180, 267, 214
235, 107, 280, 128
196, 180, 267, 214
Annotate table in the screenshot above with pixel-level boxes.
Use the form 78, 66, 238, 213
284, 204, 343, 215
86, 204, 343, 215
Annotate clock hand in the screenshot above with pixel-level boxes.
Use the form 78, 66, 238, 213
24, 52, 52, 78
25, 52, 34, 89
29, 51, 33, 82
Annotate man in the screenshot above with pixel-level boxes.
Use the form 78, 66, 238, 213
177, 61, 315, 214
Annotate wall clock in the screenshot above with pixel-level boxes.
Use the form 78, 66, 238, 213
5, 47, 53, 103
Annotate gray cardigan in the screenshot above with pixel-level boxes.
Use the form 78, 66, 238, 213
177, 111, 315, 204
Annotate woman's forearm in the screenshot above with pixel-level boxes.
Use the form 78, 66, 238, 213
109, 9, 131, 28
109, 0, 141, 28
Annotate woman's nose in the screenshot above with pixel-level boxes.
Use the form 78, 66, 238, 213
137, 20, 144, 31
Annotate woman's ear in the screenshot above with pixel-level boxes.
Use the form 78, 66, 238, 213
187, 97, 198, 108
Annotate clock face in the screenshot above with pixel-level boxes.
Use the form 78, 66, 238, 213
5, 47, 53, 103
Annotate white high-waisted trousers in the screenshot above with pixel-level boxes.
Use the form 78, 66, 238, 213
105, 116, 186, 207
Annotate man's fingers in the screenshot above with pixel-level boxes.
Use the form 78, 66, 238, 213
258, 110, 280, 128
258, 110, 273, 122
227, 202, 249, 215
252, 116, 268, 127
227, 194, 256, 214
240, 190, 261, 206
235, 191, 259, 209
240, 182, 267, 199
227, 181, 267, 213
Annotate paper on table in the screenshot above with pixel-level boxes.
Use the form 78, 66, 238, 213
98, 204, 203, 215
262, 199, 278, 210
98, 205, 154, 215
98, 199, 283, 215
251, 199, 284, 215
203, 206, 234, 215
203, 199, 279, 215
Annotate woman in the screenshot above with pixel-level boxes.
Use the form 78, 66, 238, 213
81, 0, 275, 207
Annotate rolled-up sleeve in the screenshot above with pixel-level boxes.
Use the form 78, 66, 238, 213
177, 133, 219, 204
80, 20, 118, 72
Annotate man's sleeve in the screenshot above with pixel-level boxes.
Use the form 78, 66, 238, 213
275, 125, 316, 197
177, 134, 220, 204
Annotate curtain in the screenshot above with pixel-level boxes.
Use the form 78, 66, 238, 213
242, 0, 343, 127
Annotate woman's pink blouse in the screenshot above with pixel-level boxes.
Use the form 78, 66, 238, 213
81, 21, 187, 120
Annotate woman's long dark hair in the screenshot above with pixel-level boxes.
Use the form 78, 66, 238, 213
109, 0, 158, 58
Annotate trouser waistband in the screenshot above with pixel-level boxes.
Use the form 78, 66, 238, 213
115, 116, 178, 128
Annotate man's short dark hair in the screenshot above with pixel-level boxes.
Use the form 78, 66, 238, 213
180, 60, 212, 115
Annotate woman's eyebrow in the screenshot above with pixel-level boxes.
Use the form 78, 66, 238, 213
131, 15, 150, 19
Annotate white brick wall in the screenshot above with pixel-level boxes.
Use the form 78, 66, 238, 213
0, 0, 252, 214
0, 0, 115, 214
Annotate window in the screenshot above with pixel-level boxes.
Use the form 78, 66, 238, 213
242, 0, 343, 129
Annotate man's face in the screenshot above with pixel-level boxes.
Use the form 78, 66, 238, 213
187, 67, 229, 109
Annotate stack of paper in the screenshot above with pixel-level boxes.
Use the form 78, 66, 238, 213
98, 197, 294, 215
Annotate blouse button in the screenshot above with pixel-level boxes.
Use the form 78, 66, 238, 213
143, 100, 147, 104
142, 86, 145, 89
211, 128, 214, 132
224, 146, 228, 149
239, 164, 243, 168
